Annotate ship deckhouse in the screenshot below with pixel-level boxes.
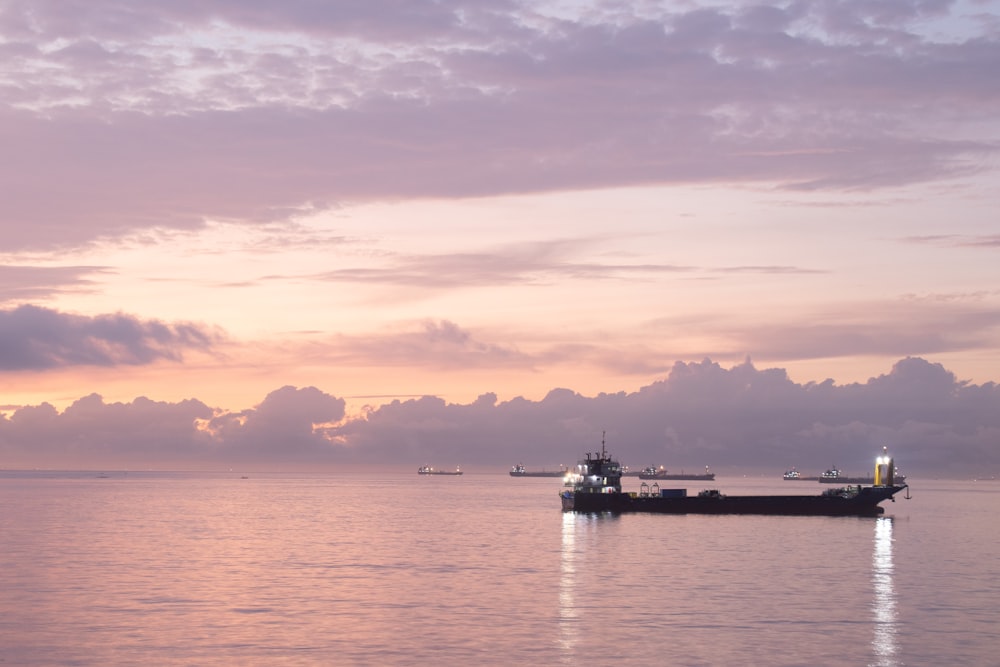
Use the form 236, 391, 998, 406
565, 434, 622, 494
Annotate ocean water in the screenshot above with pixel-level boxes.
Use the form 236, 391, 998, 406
1, 471, 997, 666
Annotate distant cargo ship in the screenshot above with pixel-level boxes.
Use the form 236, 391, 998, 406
637, 465, 715, 481
510, 464, 567, 477
417, 466, 463, 475
819, 466, 906, 484
783, 468, 819, 481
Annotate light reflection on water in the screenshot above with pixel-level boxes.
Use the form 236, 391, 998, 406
558, 511, 578, 658
871, 516, 898, 666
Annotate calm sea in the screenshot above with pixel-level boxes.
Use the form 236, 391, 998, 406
1, 470, 997, 666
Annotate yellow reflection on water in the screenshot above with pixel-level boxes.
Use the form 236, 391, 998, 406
871, 517, 899, 666
559, 512, 579, 658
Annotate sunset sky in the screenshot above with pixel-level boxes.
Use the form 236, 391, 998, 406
1, 0, 998, 474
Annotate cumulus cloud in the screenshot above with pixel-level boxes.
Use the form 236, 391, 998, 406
0, 304, 221, 369
0, 386, 346, 469
1, 0, 997, 249
205, 385, 347, 464
0, 393, 216, 468
333, 356, 1000, 476
1, 357, 996, 477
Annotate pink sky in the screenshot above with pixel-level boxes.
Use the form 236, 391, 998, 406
1, 0, 999, 475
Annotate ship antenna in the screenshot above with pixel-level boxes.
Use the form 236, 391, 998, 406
601, 430, 607, 459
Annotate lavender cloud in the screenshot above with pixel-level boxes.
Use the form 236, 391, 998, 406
323, 319, 533, 370
0, 1, 997, 250
1, 394, 215, 468
310, 238, 698, 289
0, 304, 221, 369
204, 386, 347, 465
645, 298, 1000, 363
2, 356, 996, 476
332, 356, 1000, 476
0, 265, 110, 302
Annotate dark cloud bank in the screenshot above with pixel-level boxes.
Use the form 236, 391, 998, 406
1, 357, 997, 478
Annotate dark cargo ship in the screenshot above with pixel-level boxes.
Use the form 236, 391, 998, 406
510, 464, 568, 477
561, 443, 908, 517
782, 468, 819, 481
819, 466, 906, 485
417, 465, 463, 475
636, 464, 715, 481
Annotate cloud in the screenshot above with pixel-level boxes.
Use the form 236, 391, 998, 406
717, 265, 826, 275
1, 1, 997, 249
324, 319, 533, 370
204, 386, 347, 465
0, 304, 222, 370
0, 0, 503, 43
309, 238, 697, 289
333, 356, 1000, 476
1, 356, 997, 477
256, 237, 818, 297
0, 393, 216, 468
646, 298, 1000, 362
244, 293, 1000, 382
0, 386, 347, 469
0, 265, 110, 302
903, 234, 1000, 248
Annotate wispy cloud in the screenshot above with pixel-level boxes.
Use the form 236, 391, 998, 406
321, 319, 533, 370
902, 234, 1000, 248
309, 239, 697, 288
680, 299, 1000, 361
0, 265, 111, 302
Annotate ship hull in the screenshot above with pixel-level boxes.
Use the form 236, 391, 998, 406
637, 473, 715, 481
820, 475, 906, 484
510, 471, 565, 477
562, 485, 906, 517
